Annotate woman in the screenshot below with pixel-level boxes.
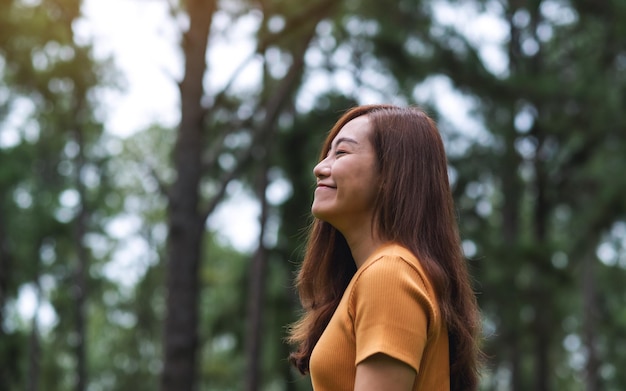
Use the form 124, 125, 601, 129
287, 105, 483, 390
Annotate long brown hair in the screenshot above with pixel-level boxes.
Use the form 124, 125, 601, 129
287, 105, 483, 390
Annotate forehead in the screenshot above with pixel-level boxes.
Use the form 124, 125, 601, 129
332, 115, 372, 144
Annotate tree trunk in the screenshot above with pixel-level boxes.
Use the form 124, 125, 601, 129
0, 192, 12, 391
161, 1, 216, 390
27, 277, 42, 391
241, 5, 336, 385
245, 162, 270, 391
509, 333, 522, 391
532, 300, 550, 391
501, 116, 522, 391
72, 123, 89, 391
503, 7, 524, 390
582, 251, 600, 391
532, 124, 551, 391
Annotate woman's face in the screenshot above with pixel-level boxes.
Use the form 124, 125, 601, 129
312, 115, 380, 232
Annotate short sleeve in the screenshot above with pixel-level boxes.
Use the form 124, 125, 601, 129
350, 256, 436, 373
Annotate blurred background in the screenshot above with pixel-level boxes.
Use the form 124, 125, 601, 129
1, 0, 625, 390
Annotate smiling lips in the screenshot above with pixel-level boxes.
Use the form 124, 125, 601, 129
316, 182, 336, 190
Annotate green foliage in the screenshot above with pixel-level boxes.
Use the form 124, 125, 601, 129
197, 234, 248, 390
0, 0, 120, 390
437, 2, 626, 389
2, 0, 625, 390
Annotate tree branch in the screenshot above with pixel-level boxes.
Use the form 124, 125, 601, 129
201, 1, 335, 221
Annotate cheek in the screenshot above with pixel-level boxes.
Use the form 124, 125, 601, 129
345, 167, 379, 198
360, 167, 381, 201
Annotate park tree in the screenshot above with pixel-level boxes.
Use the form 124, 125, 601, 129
1, 0, 625, 390
272, 0, 626, 389
0, 0, 116, 390
409, 1, 626, 389
155, 0, 343, 389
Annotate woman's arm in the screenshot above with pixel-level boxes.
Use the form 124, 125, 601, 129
354, 353, 416, 390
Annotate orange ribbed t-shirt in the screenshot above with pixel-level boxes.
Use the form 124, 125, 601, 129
309, 243, 450, 390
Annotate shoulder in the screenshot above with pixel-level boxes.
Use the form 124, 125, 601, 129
356, 244, 431, 294
347, 244, 443, 368
348, 244, 439, 321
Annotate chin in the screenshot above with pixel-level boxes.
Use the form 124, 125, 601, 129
311, 209, 324, 220
311, 207, 332, 222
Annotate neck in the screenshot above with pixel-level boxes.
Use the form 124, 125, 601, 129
340, 224, 386, 269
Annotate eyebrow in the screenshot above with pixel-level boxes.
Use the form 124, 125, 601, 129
332, 137, 359, 148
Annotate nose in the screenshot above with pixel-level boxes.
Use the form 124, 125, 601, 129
313, 158, 330, 179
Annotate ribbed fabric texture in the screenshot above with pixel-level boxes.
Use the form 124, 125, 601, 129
309, 243, 450, 391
